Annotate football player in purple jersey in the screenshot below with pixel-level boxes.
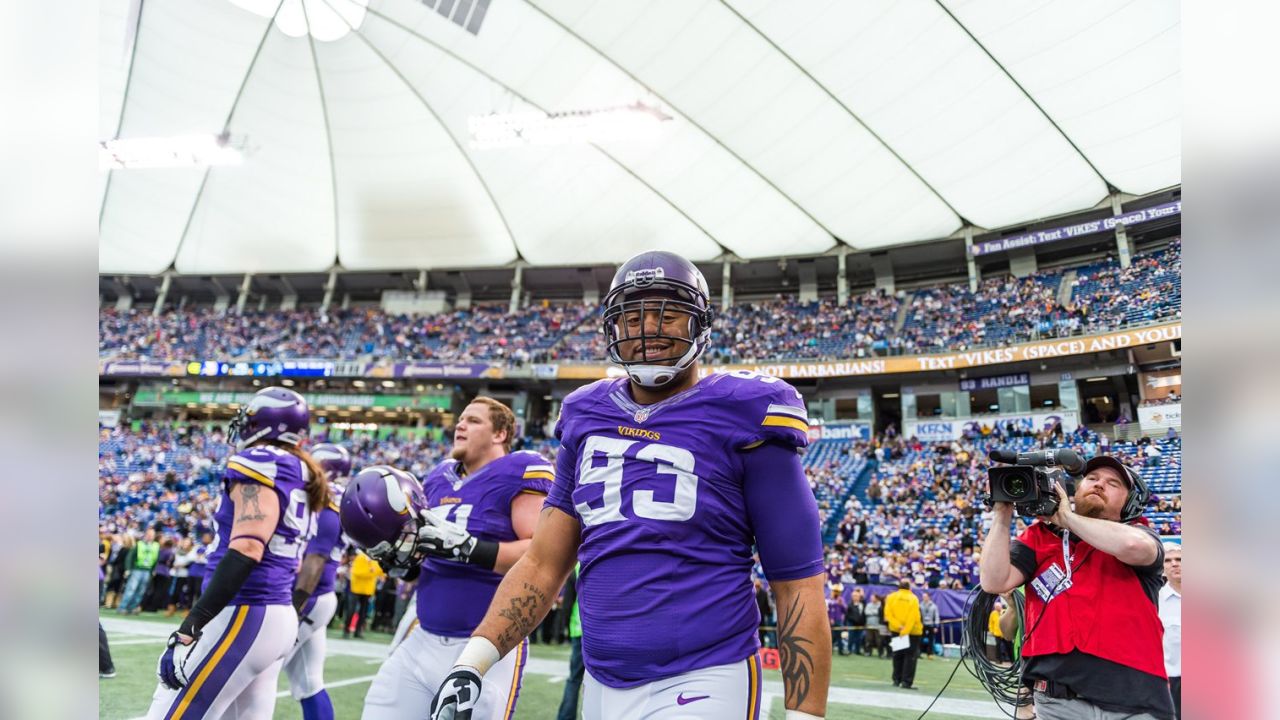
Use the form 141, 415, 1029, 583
282, 442, 353, 720
353, 398, 552, 720
147, 387, 328, 720
430, 251, 832, 720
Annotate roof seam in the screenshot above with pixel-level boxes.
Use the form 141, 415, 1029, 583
933, 0, 1115, 194
299, 1, 342, 269
171, 0, 286, 273
319, 0, 524, 265
98, 0, 148, 232
523, 0, 840, 247
717, 0, 969, 226
358, 3, 732, 258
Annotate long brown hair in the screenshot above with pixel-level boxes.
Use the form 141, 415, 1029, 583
267, 440, 330, 513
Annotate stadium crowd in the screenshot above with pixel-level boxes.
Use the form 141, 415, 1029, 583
100, 242, 1180, 364
100, 415, 1181, 639
821, 423, 1183, 589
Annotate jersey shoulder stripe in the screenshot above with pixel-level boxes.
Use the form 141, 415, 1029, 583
761, 414, 808, 432
226, 456, 278, 487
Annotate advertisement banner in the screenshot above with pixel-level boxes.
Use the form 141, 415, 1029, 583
559, 323, 1181, 382
101, 324, 1181, 384
100, 360, 185, 377
970, 201, 1180, 256
373, 363, 506, 380
905, 410, 1079, 442
958, 372, 1030, 392
807, 421, 872, 442
1138, 403, 1182, 431
129, 390, 451, 410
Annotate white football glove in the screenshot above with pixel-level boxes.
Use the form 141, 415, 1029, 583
416, 510, 479, 562
430, 666, 483, 720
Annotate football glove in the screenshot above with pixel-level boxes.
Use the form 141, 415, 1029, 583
156, 631, 198, 690
429, 666, 483, 720
366, 532, 423, 570
415, 511, 479, 562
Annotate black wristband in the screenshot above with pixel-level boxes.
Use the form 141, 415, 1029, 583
466, 540, 499, 571
180, 548, 258, 637
292, 588, 312, 616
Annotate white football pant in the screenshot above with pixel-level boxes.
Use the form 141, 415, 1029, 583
146, 604, 298, 720
362, 626, 528, 720
282, 591, 339, 700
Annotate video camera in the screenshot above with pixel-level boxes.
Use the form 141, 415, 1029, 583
986, 448, 1084, 517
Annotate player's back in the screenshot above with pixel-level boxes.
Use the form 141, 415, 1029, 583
416, 450, 554, 636
548, 371, 809, 687
206, 445, 316, 605
310, 484, 349, 598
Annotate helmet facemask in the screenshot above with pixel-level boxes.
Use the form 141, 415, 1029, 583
603, 292, 713, 388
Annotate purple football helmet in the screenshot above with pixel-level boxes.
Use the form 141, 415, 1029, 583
339, 465, 427, 566
602, 250, 714, 388
310, 443, 352, 481
228, 387, 310, 450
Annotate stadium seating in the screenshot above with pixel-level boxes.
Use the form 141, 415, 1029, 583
1070, 239, 1182, 332
100, 418, 1182, 592
99, 242, 1180, 364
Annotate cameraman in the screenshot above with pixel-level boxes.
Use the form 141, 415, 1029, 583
979, 456, 1175, 720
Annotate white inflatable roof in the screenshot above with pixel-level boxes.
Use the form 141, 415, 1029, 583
99, 0, 1180, 274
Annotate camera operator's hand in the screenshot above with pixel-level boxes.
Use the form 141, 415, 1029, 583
1039, 482, 1075, 530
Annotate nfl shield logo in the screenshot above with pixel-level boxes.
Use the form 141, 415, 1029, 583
634, 408, 650, 423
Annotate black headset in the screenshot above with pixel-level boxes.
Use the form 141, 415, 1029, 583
1117, 463, 1151, 523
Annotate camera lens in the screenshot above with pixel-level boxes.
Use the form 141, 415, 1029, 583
1002, 475, 1028, 499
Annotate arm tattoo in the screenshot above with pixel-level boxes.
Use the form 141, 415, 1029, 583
495, 582, 549, 648
237, 484, 267, 523
778, 593, 815, 708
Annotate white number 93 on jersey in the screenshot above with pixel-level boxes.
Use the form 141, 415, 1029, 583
574, 435, 700, 526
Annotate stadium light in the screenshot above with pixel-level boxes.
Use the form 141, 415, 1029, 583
469, 101, 673, 150
99, 132, 245, 170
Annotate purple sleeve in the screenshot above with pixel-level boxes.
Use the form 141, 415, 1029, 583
542, 444, 580, 520
305, 509, 341, 558
742, 441, 824, 582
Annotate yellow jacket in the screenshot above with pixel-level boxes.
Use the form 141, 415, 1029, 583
989, 610, 1005, 639
349, 552, 385, 596
884, 589, 923, 636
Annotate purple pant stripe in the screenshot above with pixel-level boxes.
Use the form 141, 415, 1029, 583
165, 605, 266, 720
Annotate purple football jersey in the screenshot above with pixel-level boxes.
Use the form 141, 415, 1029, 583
205, 445, 317, 605
307, 485, 349, 597
545, 371, 816, 688
416, 450, 553, 636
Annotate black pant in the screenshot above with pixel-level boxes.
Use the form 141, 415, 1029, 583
892, 635, 921, 687
1169, 676, 1180, 719
345, 592, 371, 635
922, 625, 937, 655
99, 623, 115, 674
555, 637, 584, 720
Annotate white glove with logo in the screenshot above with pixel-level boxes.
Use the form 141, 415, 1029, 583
429, 666, 483, 720
415, 510, 479, 562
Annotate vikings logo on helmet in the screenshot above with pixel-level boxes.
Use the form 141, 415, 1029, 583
310, 442, 352, 480
339, 465, 427, 567
228, 386, 310, 450
602, 250, 714, 389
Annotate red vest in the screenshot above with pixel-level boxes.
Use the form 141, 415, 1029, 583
1018, 522, 1166, 679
